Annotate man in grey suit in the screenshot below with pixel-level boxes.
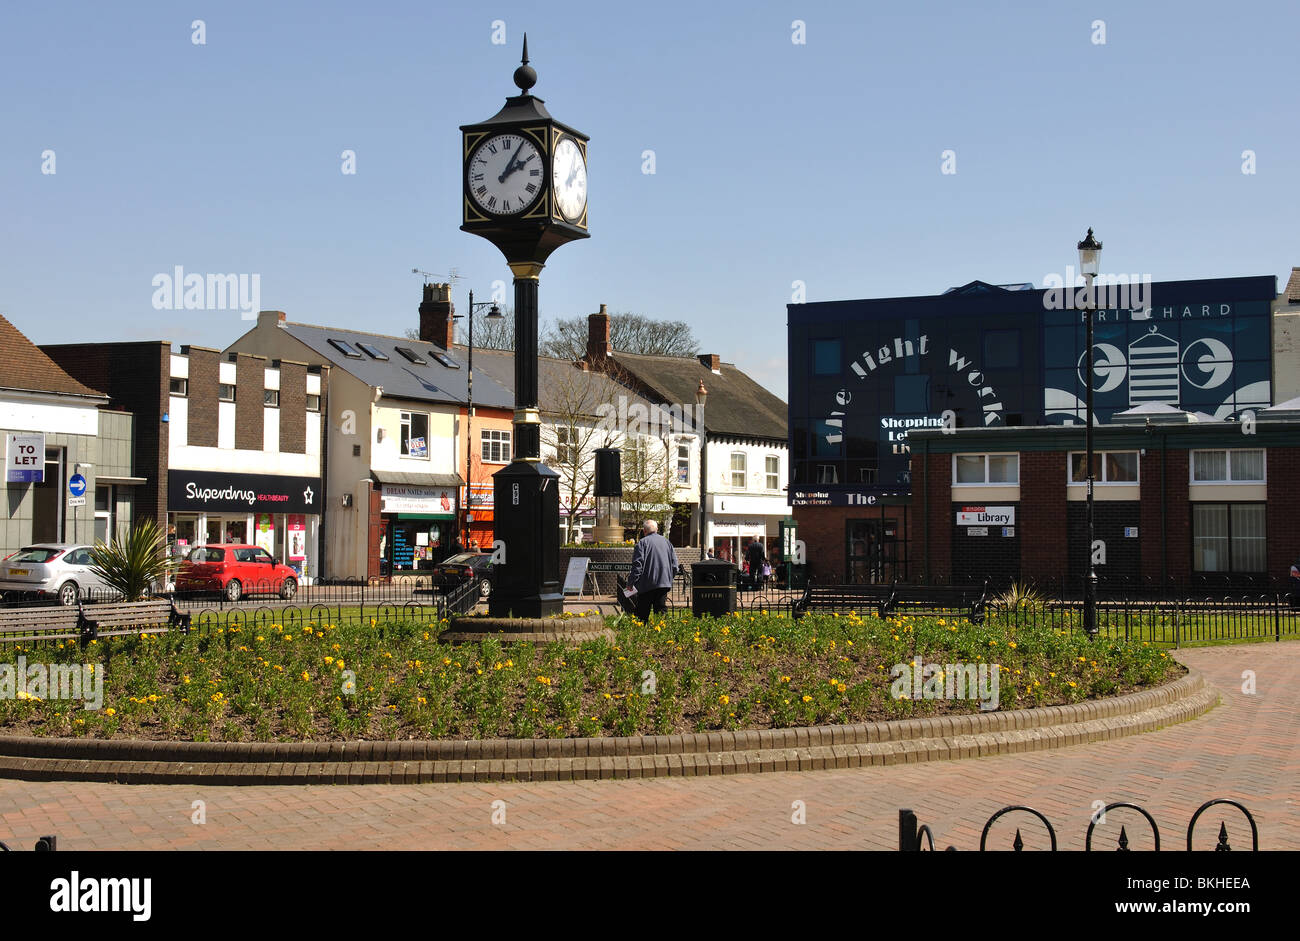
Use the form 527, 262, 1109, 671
626, 519, 680, 620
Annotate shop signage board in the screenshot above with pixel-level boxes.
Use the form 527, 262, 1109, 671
6, 433, 44, 483
380, 484, 454, 515
956, 506, 1015, 526
168, 470, 321, 514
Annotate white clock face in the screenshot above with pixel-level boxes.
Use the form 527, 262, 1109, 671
467, 133, 543, 215
551, 136, 587, 222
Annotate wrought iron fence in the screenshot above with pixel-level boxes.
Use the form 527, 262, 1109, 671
900, 798, 1259, 851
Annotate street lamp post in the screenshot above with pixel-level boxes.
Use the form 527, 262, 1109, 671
454, 290, 502, 549
1077, 228, 1103, 639
695, 380, 708, 550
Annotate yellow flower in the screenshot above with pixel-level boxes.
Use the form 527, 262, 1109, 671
780, 676, 791, 683
104, 707, 116, 716
1008, 641, 1017, 649
802, 695, 812, 703
718, 694, 729, 705
1068, 681, 1077, 688
324, 657, 334, 665
301, 671, 310, 681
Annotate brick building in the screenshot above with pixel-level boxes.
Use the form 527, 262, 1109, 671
908, 407, 1300, 588
786, 272, 1292, 585
46, 340, 327, 581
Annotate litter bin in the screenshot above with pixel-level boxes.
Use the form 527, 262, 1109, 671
786, 563, 808, 590
692, 559, 739, 617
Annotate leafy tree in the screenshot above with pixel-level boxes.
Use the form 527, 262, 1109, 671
540, 312, 700, 361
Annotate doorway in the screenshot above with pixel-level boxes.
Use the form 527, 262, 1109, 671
846, 519, 882, 584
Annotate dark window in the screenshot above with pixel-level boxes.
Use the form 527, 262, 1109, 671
1193, 503, 1266, 573
328, 339, 363, 359
306, 394, 321, 412
356, 342, 389, 361
263, 389, 280, 407
169, 378, 188, 396
395, 347, 427, 365
218, 383, 236, 402
430, 351, 461, 369
983, 329, 1021, 369
813, 339, 841, 376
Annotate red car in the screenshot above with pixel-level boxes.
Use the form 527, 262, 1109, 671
175, 544, 298, 601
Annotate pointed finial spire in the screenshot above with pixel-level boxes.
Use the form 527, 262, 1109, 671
513, 33, 537, 93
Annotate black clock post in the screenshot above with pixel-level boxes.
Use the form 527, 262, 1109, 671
460, 38, 589, 618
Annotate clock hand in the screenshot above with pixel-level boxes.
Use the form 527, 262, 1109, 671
497, 141, 519, 184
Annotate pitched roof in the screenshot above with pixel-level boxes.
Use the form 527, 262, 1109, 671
1285, 267, 1300, 303
600, 351, 787, 441
278, 323, 513, 409
0, 314, 106, 398
458, 346, 659, 422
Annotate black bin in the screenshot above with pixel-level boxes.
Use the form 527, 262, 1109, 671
692, 559, 739, 617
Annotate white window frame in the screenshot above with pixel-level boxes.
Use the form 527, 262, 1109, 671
730, 452, 746, 489
1190, 449, 1265, 485
481, 428, 511, 464
554, 425, 576, 466
765, 454, 780, 491
952, 452, 1019, 486
676, 443, 690, 485
1067, 450, 1140, 485
400, 410, 430, 460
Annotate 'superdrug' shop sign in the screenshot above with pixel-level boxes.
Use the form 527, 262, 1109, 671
168, 470, 321, 514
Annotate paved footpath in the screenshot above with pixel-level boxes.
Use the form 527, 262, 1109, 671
0, 644, 1295, 850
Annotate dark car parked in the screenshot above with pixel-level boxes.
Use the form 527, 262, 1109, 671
430, 552, 494, 598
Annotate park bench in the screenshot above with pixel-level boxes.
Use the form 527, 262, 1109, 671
791, 584, 893, 619
792, 582, 989, 623
0, 605, 84, 645
0, 598, 193, 647
75, 599, 192, 645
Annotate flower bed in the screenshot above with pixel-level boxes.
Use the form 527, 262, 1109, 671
0, 610, 1180, 742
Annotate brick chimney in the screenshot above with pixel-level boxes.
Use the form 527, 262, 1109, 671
587, 304, 611, 362
699, 353, 721, 373
419, 283, 455, 349
257, 310, 287, 328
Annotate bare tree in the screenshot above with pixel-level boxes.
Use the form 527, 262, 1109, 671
619, 434, 676, 540
403, 305, 516, 351
540, 312, 700, 361
541, 367, 619, 544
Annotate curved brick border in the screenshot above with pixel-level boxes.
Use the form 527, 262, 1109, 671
0, 670, 1216, 785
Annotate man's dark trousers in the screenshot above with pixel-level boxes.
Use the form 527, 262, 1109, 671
634, 587, 670, 621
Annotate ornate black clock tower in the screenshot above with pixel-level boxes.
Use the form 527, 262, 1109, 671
461, 37, 589, 618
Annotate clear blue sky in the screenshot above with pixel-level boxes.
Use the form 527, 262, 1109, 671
3, 0, 1297, 401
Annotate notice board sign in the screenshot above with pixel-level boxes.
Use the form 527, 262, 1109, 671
6, 433, 44, 483
563, 557, 591, 596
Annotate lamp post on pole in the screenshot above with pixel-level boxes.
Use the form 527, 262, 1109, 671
1077, 228, 1103, 639
454, 290, 502, 549
695, 380, 708, 550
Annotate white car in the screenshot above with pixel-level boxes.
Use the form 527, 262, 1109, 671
0, 544, 113, 606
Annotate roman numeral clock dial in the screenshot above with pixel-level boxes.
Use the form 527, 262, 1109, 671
467, 133, 542, 216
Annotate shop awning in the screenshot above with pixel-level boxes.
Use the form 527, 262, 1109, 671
371, 470, 465, 487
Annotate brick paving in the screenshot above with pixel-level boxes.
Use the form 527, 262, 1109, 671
0, 643, 1294, 850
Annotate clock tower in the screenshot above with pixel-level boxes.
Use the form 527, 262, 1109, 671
461, 36, 589, 618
